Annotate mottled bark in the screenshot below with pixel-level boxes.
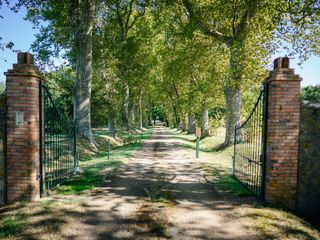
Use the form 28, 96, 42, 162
129, 94, 136, 129
121, 80, 130, 130
201, 109, 209, 138
187, 113, 196, 134
148, 110, 152, 126
180, 113, 187, 131
223, 45, 242, 146
223, 86, 240, 146
139, 89, 143, 129
173, 105, 180, 129
72, 0, 95, 143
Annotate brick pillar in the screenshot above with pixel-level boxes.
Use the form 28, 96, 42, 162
264, 57, 301, 209
5, 52, 44, 202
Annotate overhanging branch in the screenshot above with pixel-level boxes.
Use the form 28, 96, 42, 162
182, 0, 232, 44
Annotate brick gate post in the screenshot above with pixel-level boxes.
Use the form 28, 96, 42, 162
263, 57, 301, 209
5, 52, 44, 202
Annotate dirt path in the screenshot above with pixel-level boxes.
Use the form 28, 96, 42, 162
66, 127, 254, 239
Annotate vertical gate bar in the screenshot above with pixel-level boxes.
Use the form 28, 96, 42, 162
39, 80, 45, 196
248, 117, 252, 191
253, 107, 258, 195
261, 84, 269, 199
52, 93, 55, 188
259, 98, 263, 196
249, 116, 254, 192
256, 91, 263, 196
256, 100, 261, 196
58, 120, 61, 182
246, 120, 249, 187
73, 121, 77, 174
45, 87, 48, 191
56, 109, 59, 184
39, 80, 43, 196
57, 118, 60, 183
251, 110, 256, 194
257, 102, 261, 195
48, 90, 52, 190
232, 124, 237, 177
53, 105, 56, 187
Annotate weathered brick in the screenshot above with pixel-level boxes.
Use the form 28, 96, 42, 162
5, 52, 44, 203
263, 57, 300, 210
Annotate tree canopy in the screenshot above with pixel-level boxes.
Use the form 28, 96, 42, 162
3, 0, 319, 145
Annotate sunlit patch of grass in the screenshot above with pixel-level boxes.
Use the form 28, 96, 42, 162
0, 213, 27, 238
235, 206, 320, 240
213, 174, 252, 196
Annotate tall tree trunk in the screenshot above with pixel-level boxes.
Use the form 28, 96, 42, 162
187, 113, 196, 134
223, 44, 242, 146
139, 89, 143, 129
121, 80, 130, 130
180, 113, 187, 131
148, 109, 152, 126
201, 109, 209, 138
223, 86, 240, 145
129, 94, 135, 129
73, 0, 95, 143
173, 105, 180, 129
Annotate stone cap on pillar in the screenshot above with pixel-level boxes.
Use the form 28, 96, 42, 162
4, 52, 45, 80
18, 52, 34, 64
264, 56, 302, 83
274, 57, 289, 69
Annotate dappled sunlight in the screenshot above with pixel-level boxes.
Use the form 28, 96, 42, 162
0, 126, 319, 239
59, 126, 257, 239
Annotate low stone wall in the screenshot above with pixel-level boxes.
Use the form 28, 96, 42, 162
297, 101, 320, 224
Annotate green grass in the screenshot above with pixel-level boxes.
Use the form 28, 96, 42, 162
0, 213, 26, 238
236, 206, 320, 240
169, 129, 251, 196
54, 129, 153, 195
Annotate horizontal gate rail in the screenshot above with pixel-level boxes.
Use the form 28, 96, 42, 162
40, 81, 77, 195
233, 85, 267, 198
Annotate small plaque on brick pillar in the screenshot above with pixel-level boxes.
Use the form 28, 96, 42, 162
15, 112, 24, 126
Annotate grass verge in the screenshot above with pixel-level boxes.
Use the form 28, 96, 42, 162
235, 206, 320, 240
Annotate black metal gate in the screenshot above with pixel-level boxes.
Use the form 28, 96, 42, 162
39, 81, 77, 195
232, 85, 268, 198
